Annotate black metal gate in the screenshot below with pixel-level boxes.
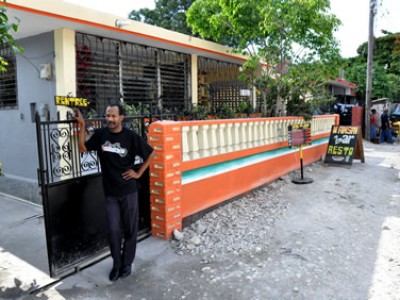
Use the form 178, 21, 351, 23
35, 112, 173, 277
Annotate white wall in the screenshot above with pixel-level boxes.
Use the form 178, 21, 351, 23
0, 32, 55, 181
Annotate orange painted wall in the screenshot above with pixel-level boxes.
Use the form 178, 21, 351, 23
148, 116, 337, 239
181, 142, 327, 217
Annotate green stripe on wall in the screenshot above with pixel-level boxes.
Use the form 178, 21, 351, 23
182, 137, 328, 184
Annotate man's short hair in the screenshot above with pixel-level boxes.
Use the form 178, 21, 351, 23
107, 102, 125, 116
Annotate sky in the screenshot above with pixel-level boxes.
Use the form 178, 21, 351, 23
65, 0, 400, 58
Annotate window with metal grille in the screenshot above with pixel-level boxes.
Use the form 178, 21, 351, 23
0, 44, 17, 109
76, 33, 191, 115
198, 57, 245, 111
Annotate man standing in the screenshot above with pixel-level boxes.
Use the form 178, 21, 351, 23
380, 108, 394, 144
74, 103, 155, 282
370, 109, 378, 142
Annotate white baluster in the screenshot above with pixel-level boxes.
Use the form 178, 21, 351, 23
240, 122, 248, 150
325, 117, 331, 134
313, 118, 318, 135
259, 121, 265, 146
182, 126, 190, 162
217, 123, 227, 154
316, 118, 321, 135
252, 121, 258, 147
188, 125, 200, 160
262, 120, 267, 145
233, 122, 241, 151
278, 120, 284, 142
226, 123, 234, 153
311, 118, 315, 135
265, 120, 272, 144
282, 120, 289, 143
198, 124, 210, 158
208, 124, 218, 155
272, 120, 279, 143
247, 122, 254, 148
253, 121, 261, 147
326, 118, 331, 134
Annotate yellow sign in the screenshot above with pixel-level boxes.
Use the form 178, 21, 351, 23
290, 123, 311, 130
55, 96, 89, 107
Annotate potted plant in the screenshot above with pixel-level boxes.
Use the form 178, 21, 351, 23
217, 103, 236, 119
235, 101, 248, 118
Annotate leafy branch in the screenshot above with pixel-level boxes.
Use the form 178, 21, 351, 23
0, 0, 23, 73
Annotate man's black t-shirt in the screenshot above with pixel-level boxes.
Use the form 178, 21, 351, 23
381, 112, 390, 130
85, 127, 153, 197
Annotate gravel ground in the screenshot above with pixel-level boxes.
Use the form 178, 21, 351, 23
171, 178, 291, 262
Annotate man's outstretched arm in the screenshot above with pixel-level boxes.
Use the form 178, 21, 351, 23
73, 108, 88, 153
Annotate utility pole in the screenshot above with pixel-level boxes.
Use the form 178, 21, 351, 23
365, 0, 377, 140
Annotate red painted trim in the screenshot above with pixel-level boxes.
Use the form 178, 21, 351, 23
4, 3, 246, 62
311, 132, 331, 141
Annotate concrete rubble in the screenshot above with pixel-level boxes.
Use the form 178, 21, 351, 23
171, 177, 291, 262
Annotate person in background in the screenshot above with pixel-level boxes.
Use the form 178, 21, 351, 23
380, 108, 394, 144
370, 108, 378, 142
74, 103, 155, 282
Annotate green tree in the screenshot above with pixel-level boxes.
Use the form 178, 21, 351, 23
356, 33, 400, 76
387, 73, 400, 102
285, 59, 337, 117
345, 32, 400, 103
128, 0, 238, 46
129, 0, 194, 36
0, 0, 22, 72
346, 62, 389, 100
186, 0, 342, 116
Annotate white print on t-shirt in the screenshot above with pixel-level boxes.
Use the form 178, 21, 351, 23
102, 140, 128, 157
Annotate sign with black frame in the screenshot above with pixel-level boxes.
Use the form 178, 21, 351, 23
324, 125, 364, 166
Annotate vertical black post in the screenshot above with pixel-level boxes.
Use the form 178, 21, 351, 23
35, 112, 54, 276
300, 149, 304, 180
292, 144, 313, 184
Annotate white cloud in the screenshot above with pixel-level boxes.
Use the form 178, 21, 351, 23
331, 0, 400, 58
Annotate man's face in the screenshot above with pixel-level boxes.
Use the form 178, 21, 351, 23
105, 106, 124, 132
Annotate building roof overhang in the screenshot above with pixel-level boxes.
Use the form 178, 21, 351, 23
2, 0, 246, 64
329, 78, 357, 89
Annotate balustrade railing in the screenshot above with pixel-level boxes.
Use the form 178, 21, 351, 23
181, 116, 336, 162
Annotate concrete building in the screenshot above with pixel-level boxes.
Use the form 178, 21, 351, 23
327, 77, 358, 104
0, 0, 250, 183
